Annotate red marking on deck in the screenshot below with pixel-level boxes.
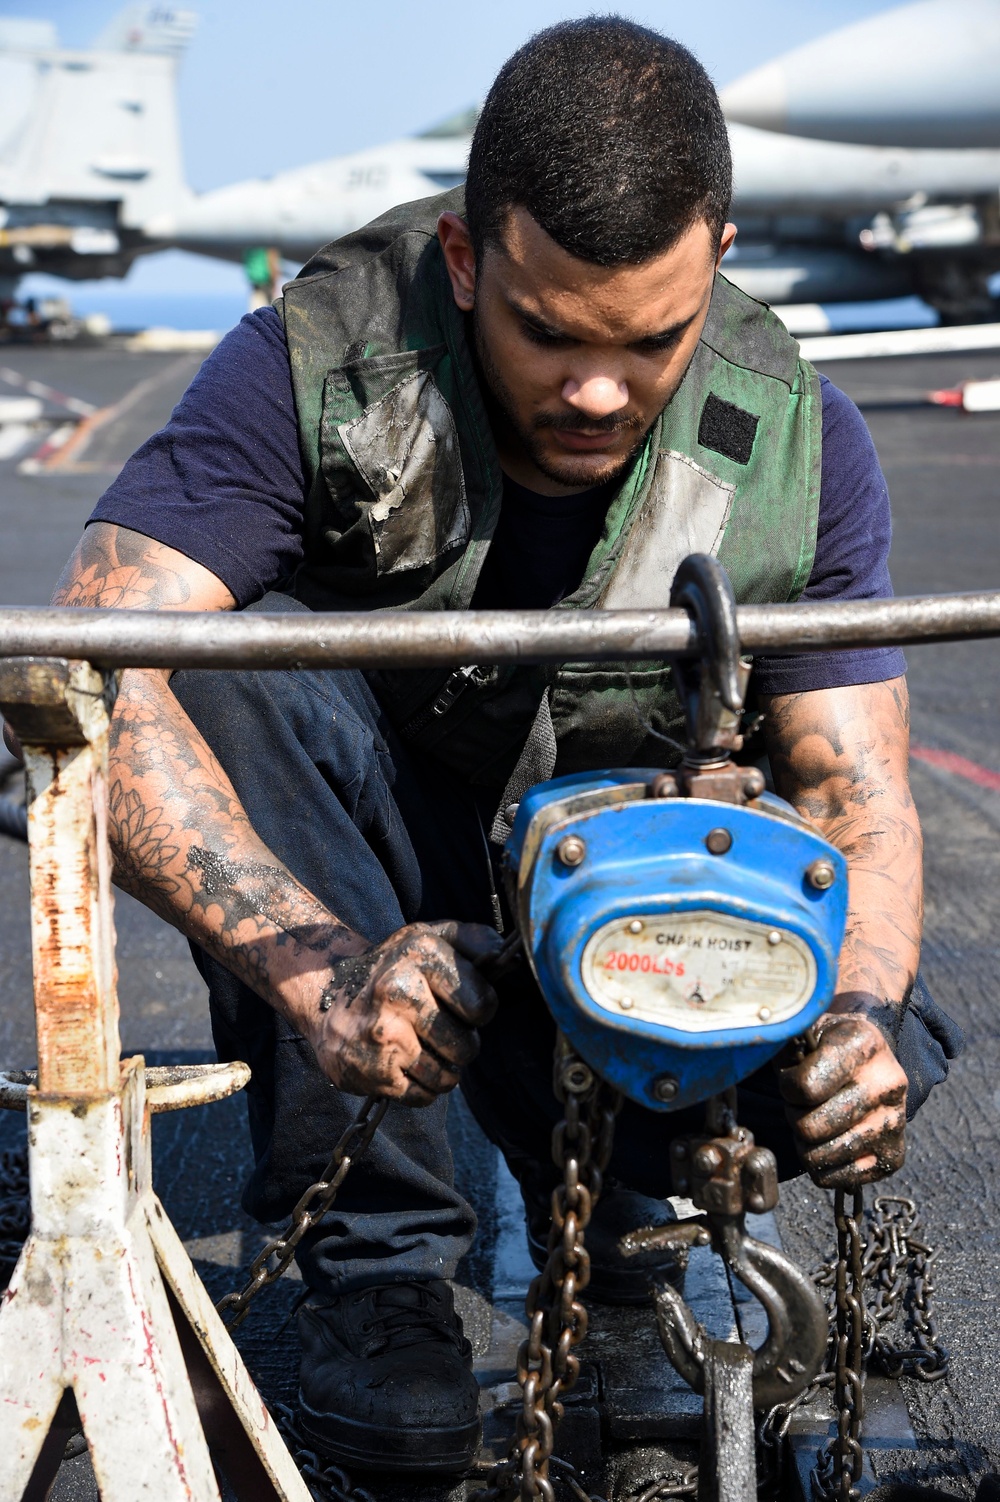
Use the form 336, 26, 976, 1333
910, 744, 1000, 791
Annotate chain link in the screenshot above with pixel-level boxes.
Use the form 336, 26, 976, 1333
476, 1036, 622, 1502
621, 1465, 700, 1502
757, 1371, 836, 1497
863, 1194, 948, 1381
755, 1188, 950, 1502
271, 1402, 377, 1502
811, 1189, 867, 1502
216, 1095, 388, 1329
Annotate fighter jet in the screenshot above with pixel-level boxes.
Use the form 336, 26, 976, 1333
721, 0, 1000, 149
719, 0, 1000, 317
2, 0, 1000, 322
0, 6, 193, 297
144, 109, 475, 267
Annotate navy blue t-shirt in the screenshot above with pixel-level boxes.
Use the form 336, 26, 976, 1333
91, 306, 905, 694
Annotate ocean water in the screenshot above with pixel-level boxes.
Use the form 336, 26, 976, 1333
822, 295, 938, 332
16, 249, 952, 335
21, 245, 998, 337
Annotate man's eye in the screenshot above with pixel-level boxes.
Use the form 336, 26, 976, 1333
634, 332, 681, 354
522, 322, 566, 347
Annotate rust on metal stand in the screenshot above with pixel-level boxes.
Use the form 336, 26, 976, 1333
0, 656, 310, 1502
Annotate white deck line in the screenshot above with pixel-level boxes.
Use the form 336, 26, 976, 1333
799, 321, 1000, 362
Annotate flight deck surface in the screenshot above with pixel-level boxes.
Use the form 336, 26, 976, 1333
0, 339, 997, 1500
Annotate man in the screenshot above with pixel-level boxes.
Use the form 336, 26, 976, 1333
48, 17, 961, 1478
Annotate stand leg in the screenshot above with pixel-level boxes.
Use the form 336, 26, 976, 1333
148, 1195, 309, 1500
0, 1246, 66, 1498
21, 1394, 82, 1502
698, 1340, 756, 1502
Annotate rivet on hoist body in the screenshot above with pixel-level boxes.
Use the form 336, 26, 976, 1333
503, 554, 843, 1498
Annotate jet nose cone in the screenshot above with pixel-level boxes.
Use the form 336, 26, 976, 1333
720, 60, 789, 135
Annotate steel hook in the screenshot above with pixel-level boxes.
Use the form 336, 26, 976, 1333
643, 1214, 828, 1410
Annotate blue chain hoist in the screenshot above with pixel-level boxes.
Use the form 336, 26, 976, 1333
498, 555, 845, 1498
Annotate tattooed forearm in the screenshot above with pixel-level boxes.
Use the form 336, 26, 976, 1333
762, 676, 922, 1033
47, 523, 364, 1029
41, 519, 509, 1101
104, 669, 364, 1019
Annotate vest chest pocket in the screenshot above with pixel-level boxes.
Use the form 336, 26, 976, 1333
321, 360, 471, 577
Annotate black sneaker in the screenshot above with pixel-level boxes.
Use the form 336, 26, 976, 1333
524, 1176, 686, 1305
297, 1280, 481, 1474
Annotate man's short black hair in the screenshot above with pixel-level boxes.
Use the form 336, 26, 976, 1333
465, 16, 732, 268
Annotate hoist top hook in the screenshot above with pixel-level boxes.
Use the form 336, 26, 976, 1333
670, 554, 744, 714
670, 554, 749, 760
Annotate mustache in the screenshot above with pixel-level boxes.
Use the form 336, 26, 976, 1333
533, 410, 644, 435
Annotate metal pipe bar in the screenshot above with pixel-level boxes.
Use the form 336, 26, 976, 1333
0, 591, 997, 671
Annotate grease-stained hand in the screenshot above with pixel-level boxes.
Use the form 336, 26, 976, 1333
777, 1013, 907, 1189
307, 921, 503, 1105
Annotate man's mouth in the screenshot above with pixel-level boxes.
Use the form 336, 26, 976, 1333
550, 428, 621, 453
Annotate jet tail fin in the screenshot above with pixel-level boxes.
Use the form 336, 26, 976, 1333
0, 4, 193, 284
92, 5, 197, 58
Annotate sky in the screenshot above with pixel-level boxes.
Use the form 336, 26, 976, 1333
7, 0, 904, 311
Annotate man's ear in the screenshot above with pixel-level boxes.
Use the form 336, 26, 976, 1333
716, 222, 738, 269
438, 212, 476, 312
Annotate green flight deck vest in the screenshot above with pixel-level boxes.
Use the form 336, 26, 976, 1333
280, 189, 823, 793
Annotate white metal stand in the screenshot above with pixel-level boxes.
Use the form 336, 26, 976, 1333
0, 658, 311, 1502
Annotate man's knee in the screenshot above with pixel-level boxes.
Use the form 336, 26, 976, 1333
172, 653, 385, 802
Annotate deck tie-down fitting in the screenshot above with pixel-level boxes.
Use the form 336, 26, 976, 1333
0, 656, 311, 1502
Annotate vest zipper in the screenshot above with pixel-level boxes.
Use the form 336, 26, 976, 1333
400, 664, 496, 740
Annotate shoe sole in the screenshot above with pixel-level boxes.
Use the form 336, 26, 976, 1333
526, 1234, 686, 1305
296, 1394, 482, 1475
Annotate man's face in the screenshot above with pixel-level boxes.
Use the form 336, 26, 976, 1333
439, 206, 735, 494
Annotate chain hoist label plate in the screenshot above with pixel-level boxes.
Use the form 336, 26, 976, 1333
580, 911, 816, 1033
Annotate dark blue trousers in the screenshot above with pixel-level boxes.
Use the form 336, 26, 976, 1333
172, 593, 963, 1297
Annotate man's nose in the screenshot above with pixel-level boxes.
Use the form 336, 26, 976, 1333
561, 374, 629, 420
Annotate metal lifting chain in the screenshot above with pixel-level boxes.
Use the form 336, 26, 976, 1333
216, 1094, 388, 1329
757, 1188, 949, 1502
271, 1402, 378, 1502
620, 1466, 700, 1502
811, 1189, 867, 1502
863, 1193, 948, 1381
477, 1036, 622, 1502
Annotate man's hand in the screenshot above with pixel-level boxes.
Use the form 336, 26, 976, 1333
777, 1013, 907, 1189
306, 922, 502, 1104
762, 679, 920, 1185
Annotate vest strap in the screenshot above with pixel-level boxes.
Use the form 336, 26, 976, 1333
489, 692, 557, 845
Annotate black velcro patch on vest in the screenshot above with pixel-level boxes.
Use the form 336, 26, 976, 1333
698, 393, 760, 465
